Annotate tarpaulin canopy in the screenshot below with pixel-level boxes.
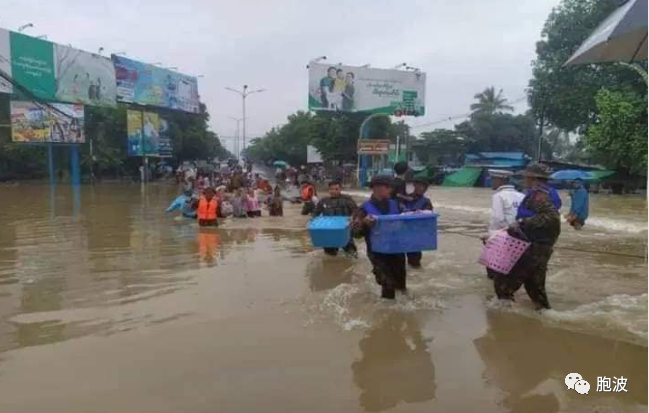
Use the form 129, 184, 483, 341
442, 167, 482, 187
587, 170, 617, 180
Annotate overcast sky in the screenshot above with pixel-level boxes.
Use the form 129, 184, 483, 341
2, 0, 559, 153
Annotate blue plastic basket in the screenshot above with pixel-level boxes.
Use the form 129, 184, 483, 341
308, 216, 351, 248
370, 213, 438, 253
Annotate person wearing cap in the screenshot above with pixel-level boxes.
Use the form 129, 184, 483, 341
166, 189, 198, 219
402, 177, 434, 268
391, 161, 410, 200
566, 178, 589, 230
351, 175, 406, 299
493, 163, 561, 310
487, 170, 524, 237
313, 179, 359, 257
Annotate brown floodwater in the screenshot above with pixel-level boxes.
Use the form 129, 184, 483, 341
0, 182, 646, 413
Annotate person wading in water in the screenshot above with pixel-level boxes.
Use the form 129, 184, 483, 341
493, 164, 561, 310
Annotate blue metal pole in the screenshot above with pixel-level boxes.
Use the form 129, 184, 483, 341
48, 143, 55, 186
70, 145, 81, 186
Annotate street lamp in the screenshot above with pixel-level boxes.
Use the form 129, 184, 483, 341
17, 23, 33, 33
225, 85, 265, 155
98, 47, 104, 55
228, 116, 245, 159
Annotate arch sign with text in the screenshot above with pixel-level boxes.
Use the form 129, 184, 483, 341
308, 62, 426, 116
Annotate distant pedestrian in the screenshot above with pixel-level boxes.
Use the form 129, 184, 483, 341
566, 178, 589, 230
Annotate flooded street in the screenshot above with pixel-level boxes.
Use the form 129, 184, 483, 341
0, 183, 646, 413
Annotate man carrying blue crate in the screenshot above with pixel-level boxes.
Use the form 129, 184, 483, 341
351, 175, 406, 299
402, 177, 434, 268
313, 180, 358, 257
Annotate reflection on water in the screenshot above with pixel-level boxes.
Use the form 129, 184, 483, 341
352, 311, 436, 412
474, 310, 648, 413
306, 255, 355, 291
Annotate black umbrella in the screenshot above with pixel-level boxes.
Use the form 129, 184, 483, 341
565, 0, 647, 65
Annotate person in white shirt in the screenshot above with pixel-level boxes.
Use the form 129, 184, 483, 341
488, 169, 525, 236
484, 169, 525, 280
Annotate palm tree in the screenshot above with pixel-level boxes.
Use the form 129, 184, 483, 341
470, 87, 514, 117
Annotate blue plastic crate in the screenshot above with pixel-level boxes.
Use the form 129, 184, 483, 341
308, 216, 351, 248
370, 213, 438, 253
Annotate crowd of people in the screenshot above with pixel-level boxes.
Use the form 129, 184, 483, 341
168, 158, 589, 307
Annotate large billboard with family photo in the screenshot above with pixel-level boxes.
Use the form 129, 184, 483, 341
308, 63, 426, 116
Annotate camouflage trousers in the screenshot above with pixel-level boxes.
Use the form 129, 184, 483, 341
368, 251, 407, 299
493, 243, 553, 309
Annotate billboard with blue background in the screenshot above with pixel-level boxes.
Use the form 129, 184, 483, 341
113, 55, 199, 113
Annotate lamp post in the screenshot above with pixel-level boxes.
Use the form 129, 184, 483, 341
225, 85, 265, 156
228, 116, 245, 159
17, 23, 33, 33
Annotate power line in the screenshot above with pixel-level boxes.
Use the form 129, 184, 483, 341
410, 94, 529, 131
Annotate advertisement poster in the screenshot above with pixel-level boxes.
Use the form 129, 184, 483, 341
308, 62, 426, 116
0, 28, 12, 94
114, 55, 199, 113
10, 31, 56, 100
11, 101, 85, 143
127, 110, 161, 156
158, 117, 173, 158
54, 44, 116, 106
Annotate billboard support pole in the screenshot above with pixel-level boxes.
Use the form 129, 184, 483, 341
70, 144, 80, 186
47, 142, 55, 186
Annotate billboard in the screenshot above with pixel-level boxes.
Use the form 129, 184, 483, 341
308, 63, 426, 116
0, 28, 12, 94
10, 31, 56, 100
127, 110, 167, 156
307, 145, 323, 163
11, 101, 85, 143
54, 44, 116, 106
158, 117, 173, 157
113, 55, 199, 113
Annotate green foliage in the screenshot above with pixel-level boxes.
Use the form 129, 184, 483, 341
412, 129, 468, 166
470, 87, 513, 117
586, 89, 648, 175
528, 0, 646, 132
245, 111, 399, 165
455, 112, 539, 155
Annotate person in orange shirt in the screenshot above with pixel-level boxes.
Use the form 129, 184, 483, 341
194, 187, 220, 227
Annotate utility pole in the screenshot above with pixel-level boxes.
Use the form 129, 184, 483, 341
228, 117, 244, 159
225, 85, 265, 157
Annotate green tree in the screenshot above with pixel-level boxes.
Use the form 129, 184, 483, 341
470, 87, 513, 117
528, 0, 645, 132
454, 113, 538, 155
412, 129, 469, 166
246, 111, 395, 165
586, 89, 647, 175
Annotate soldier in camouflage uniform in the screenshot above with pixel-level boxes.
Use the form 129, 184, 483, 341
493, 164, 561, 310
313, 180, 358, 257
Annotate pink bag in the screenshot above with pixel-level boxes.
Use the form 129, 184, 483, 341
478, 230, 531, 275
